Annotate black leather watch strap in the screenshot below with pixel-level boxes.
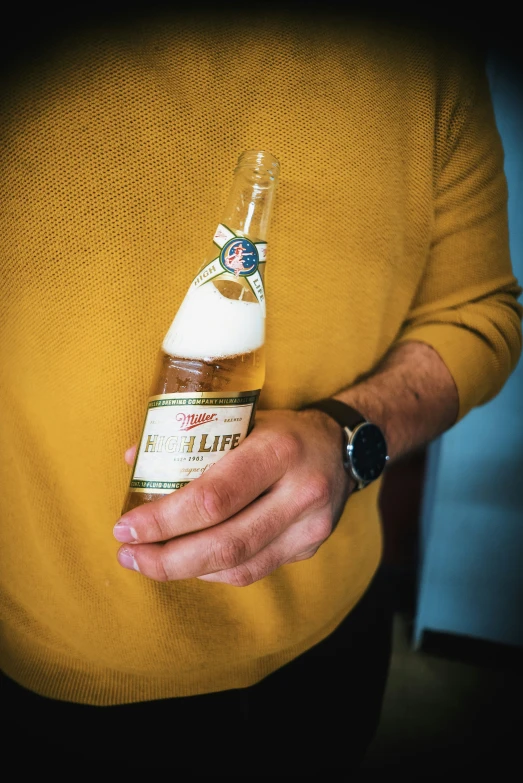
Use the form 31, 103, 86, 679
301, 397, 366, 432
301, 397, 388, 493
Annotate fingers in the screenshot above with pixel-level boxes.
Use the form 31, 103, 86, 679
189, 510, 332, 586
115, 473, 334, 584
196, 513, 332, 586
117, 488, 287, 581
115, 425, 300, 544
124, 445, 137, 466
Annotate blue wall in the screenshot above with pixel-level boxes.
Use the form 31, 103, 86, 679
414, 53, 523, 649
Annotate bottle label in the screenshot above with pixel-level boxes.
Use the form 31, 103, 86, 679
129, 390, 259, 493
188, 224, 267, 316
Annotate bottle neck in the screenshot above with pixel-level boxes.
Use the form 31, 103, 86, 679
219, 150, 279, 242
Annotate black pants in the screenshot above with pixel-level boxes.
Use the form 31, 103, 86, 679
0, 566, 393, 775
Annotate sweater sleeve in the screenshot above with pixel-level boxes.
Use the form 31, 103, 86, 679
397, 52, 522, 421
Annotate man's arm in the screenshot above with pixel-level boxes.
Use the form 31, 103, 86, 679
329, 340, 459, 463
114, 339, 459, 585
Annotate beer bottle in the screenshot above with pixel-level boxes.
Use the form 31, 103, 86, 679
122, 150, 280, 514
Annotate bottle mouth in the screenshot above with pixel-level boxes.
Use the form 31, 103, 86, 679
235, 150, 280, 181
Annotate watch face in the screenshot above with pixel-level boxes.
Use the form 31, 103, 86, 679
348, 423, 388, 484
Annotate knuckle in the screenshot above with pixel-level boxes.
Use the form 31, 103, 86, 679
145, 503, 172, 541
225, 563, 257, 588
137, 544, 172, 582
306, 515, 333, 547
263, 430, 302, 474
292, 546, 321, 563
209, 534, 249, 572
275, 430, 302, 466
192, 478, 234, 527
303, 473, 332, 508
153, 556, 172, 583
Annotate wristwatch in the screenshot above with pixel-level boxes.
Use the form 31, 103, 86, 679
301, 398, 389, 491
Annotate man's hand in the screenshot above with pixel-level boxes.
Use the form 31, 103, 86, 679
114, 340, 459, 585
114, 409, 354, 586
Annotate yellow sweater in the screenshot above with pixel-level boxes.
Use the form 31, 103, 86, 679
1, 12, 521, 705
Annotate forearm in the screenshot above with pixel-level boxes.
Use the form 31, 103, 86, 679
334, 340, 459, 462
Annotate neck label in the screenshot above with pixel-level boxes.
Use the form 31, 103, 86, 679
189, 224, 267, 314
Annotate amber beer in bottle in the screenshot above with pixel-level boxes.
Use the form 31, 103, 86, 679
122, 150, 280, 514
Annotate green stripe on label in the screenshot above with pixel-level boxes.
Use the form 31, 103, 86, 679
130, 480, 190, 490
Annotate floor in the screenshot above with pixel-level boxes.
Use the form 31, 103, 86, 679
359, 570, 523, 775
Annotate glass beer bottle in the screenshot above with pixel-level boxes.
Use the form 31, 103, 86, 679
121, 150, 280, 514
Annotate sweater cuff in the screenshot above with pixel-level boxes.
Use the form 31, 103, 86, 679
396, 323, 501, 422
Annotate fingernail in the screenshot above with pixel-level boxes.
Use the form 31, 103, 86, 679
118, 547, 140, 572
113, 524, 138, 543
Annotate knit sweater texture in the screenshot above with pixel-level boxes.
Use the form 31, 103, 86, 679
1, 11, 521, 704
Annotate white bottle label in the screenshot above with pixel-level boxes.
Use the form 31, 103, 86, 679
130, 391, 259, 493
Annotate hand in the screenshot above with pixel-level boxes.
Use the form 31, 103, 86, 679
114, 409, 354, 586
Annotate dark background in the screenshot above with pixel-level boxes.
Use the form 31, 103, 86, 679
1, 1, 522, 79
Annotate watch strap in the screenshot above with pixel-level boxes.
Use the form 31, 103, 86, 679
301, 397, 366, 433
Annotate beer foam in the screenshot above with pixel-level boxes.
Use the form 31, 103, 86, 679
162, 281, 264, 360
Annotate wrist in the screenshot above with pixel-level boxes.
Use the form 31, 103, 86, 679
300, 398, 389, 491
